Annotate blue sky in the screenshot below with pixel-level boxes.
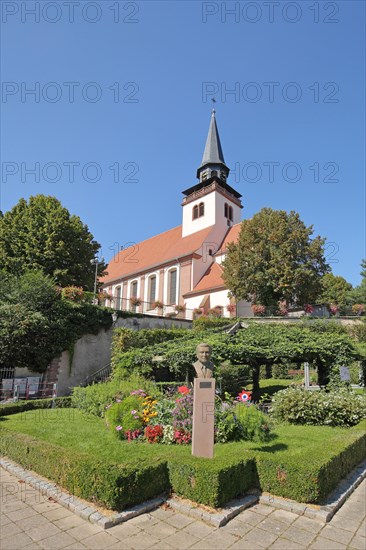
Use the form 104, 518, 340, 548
1, 0, 365, 285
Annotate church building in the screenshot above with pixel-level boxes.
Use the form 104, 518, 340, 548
101, 110, 252, 319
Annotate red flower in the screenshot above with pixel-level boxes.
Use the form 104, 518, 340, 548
177, 386, 190, 395
237, 390, 252, 403
144, 425, 163, 444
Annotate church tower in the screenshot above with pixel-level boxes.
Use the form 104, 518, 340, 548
181, 109, 242, 238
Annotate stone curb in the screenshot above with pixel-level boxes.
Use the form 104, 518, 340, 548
166, 494, 259, 527
0, 458, 165, 530
2, 457, 365, 528
259, 459, 366, 523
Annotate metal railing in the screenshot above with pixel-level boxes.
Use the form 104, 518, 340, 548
83, 364, 112, 386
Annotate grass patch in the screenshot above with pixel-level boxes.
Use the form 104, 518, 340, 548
247, 378, 297, 398
1, 409, 365, 509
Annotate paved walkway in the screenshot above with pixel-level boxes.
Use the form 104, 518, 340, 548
1, 468, 365, 550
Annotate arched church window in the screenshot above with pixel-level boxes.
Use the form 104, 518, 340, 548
168, 269, 177, 305
193, 205, 199, 219
115, 285, 122, 310
199, 202, 204, 217
229, 206, 233, 221
224, 203, 228, 218
211, 170, 217, 177
148, 275, 156, 309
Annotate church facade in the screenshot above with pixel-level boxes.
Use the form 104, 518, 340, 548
101, 111, 252, 319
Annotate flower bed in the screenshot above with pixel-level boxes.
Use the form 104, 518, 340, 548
1, 406, 365, 510
103, 386, 272, 445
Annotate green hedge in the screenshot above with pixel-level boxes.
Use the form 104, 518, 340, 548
0, 397, 72, 417
250, 424, 366, 503
0, 428, 169, 510
168, 456, 256, 508
1, 407, 365, 508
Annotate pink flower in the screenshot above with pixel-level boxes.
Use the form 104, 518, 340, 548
115, 425, 123, 431
131, 410, 137, 415
116, 398, 121, 403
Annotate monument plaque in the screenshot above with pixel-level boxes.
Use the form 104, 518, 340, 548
192, 343, 216, 458
192, 377, 215, 458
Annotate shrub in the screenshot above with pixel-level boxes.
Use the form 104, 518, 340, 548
105, 396, 144, 438
71, 375, 161, 417
61, 286, 84, 302
192, 316, 235, 331
0, 428, 170, 511
216, 362, 251, 395
168, 456, 256, 508
271, 362, 291, 379
270, 387, 366, 426
0, 396, 71, 416
234, 403, 272, 442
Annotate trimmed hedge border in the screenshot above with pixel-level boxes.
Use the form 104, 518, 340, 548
168, 457, 257, 508
0, 429, 169, 510
0, 397, 72, 416
248, 424, 366, 503
1, 401, 365, 509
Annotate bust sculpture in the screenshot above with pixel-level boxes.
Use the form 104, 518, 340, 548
193, 343, 214, 378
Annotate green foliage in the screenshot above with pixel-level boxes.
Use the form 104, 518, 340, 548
234, 403, 272, 442
168, 457, 256, 508
320, 273, 352, 308
270, 387, 366, 426
105, 396, 144, 437
0, 195, 106, 289
222, 207, 329, 308
0, 397, 71, 416
112, 327, 187, 355
0, 428, 170, 511
71, 375, 161, 417
216, 362, 251, 395
192, 316, 236, 331
110, 322, 362, 391
2, 408, 365, 507
252, 426, 366, 503
0, 270, 112, 372
347, 260, 366, 306
271, 362, 290, 379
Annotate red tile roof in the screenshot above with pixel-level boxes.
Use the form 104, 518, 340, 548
216, 222, 241, 254
102, 225, 215, 284
184, 262, 226, 297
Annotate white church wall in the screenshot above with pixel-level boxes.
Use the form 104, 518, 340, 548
215, 192, 241, 226
182, 193, 216, 237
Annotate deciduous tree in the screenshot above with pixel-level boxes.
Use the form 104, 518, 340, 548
222, 208, 329, 308
0, 195, 106, 289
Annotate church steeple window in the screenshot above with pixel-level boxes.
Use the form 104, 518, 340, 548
193, 202, 204, 220
224, 203, 233, 222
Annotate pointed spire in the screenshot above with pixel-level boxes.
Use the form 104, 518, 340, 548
196, 108, 229, 182
200, 109, 226, 167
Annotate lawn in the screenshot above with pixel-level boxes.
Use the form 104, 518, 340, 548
1, 408, 365, 510
0, 407, 361, 462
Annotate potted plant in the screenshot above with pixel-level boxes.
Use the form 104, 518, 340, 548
277, 301, 288, 317
303, 304, 314, 316
175, 304, 186, 313
329, 304, 339, 316
130, 296, 142, 306
251, 304, 266, 316
194, 307, 204, 316
97, 291, 112, 305
226, 303, 236, 315
352, 303, 365, 316
152, 300, 163, 310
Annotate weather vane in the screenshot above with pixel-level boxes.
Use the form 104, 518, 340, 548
211, 97, 216, 114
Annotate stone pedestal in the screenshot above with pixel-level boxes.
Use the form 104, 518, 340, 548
192, 378, 215, 458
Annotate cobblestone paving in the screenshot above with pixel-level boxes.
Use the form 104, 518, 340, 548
1, 468, 365, 550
